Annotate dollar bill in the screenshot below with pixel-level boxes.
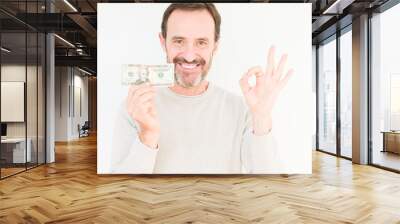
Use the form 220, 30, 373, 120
121, 64, 174, 86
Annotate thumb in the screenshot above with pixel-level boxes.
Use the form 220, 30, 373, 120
239, 72, 252, 94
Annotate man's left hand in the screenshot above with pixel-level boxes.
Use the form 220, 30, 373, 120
239, 46, 294, 135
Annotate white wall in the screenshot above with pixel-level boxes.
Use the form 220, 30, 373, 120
72, 72, 89, 138
98, 4, 313, 174
55, 67, 89, 141
55, 66, 69, 141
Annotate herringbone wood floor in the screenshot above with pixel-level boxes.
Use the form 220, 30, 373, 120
1, 134, 400, 224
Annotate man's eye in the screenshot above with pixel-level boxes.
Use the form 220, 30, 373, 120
174, 39, 183, 45
197, 40, 208, 48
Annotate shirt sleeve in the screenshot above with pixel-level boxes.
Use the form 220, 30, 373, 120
110, 101, 158, 174
240, 109, 283, 174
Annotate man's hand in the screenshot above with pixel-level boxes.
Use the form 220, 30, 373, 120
239, 46, 294, 135
126, 83, 160, 149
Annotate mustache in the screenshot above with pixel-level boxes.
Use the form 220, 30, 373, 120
173, 56, 206, 66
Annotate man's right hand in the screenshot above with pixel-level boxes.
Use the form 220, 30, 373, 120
126, 83, 160, 149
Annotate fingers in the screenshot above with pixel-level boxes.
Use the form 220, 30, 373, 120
240, 66, 263, 93
266, 46, 276, 76
275, 54, 288, 80
133, 84, 155, 98
266, 46, 291, 84
279, 69, 294, 89
128, 82, 148, 96
249, 66, 265, 83
149, 103, 157, 117
239, 74, 251, 94
247, 66, 264, 77
137, 92, 156, 104
129, 82, 147, 92
140, 101, 154, 110
130, 85, 155, 102
128, 83, 149, 102
127, 83, 157, 114
239, 69, 253, 93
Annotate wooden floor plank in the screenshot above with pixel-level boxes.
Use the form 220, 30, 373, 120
1, 134, 400, 223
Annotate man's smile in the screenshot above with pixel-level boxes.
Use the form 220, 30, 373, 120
177, 62, 201, 72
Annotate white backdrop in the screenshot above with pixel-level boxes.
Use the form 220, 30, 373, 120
97, 3, 312, 174
1, 82, 25, 122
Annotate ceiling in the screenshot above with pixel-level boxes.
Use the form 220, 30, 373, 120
0, 0, 393, 75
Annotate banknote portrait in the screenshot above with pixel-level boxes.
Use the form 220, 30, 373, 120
97, 3, 313, 174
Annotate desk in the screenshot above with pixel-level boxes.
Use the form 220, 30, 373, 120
382, 131, 400, 154
1, 138, 31, 163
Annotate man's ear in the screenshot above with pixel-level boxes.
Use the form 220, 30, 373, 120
213, 40, 219, 54
159, 32, 166, 52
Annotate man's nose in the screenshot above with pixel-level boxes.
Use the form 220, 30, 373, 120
181, 44, 197, 62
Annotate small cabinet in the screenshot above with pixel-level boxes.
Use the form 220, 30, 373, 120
382, 131, 400, 154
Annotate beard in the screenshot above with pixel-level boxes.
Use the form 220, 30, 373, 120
167, 52, 214, 88
174, 71, 205, 88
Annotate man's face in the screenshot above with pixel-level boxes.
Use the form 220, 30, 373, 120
160, 9, 218, 88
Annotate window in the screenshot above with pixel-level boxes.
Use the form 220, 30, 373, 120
340, 29, 352, 158
0, 1, 47, 179
318, 37, 337, 155
371, 3, 400, 171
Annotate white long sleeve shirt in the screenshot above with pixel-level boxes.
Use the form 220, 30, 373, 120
111, 83, 281, 174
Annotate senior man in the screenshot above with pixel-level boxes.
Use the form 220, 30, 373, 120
112, 3, 293, 174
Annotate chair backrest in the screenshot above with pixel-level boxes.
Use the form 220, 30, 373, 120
82, 121, 90, 129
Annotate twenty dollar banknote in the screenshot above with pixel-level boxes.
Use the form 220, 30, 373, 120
121, 64, 175, 86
